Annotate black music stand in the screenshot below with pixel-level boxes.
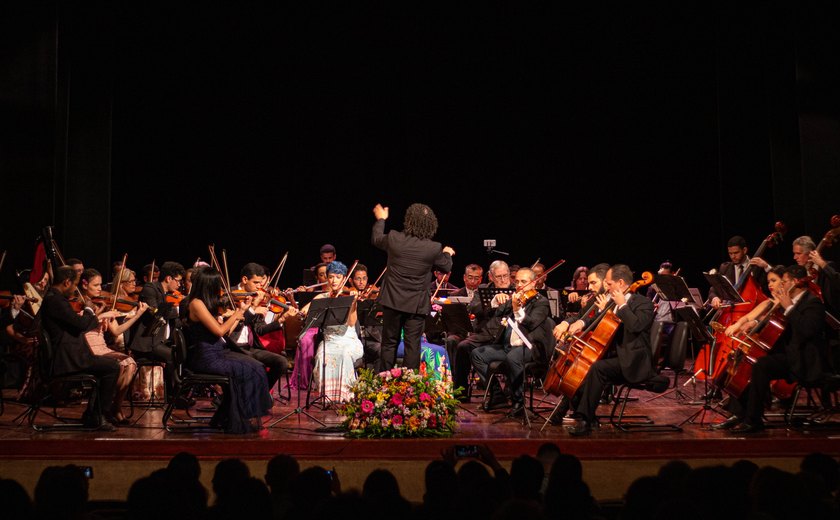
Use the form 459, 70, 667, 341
675, 307, 726, 427
268, 296, 353, 427
703, 273, 744, 307
440, 303, 474, 338
478, 287, 514, 312
295, 291, 324, 308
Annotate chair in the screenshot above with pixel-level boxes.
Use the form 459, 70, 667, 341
26, 331, 103, 431
161, 329, 230, 432
642, 321, 691, 403
608, 320, 686, 432
783, 372, 840, 427
125, 324, 169, 416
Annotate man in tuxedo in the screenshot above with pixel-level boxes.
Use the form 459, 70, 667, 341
371, 202, 454, 371
449, 261, 512, 400
568, 264, 656, 436
471, 268, 555, 416
128, 261, 185, 402
709, 236, 767, 308
228, 263, 293, 393
712, 265, 829, 433
39, 266, 121, 430
451, 264, 483, 300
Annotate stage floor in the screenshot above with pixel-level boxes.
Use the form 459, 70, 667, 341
3, 384, 839, 502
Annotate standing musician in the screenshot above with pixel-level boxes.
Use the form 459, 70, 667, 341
708, 236, 767, 309
568, 264, 656, 436
470, 268, 554, 416
712, 265, 828, 433
39, 266, 121, 430
128, 261, 185, 404
371, 202, 454, 372
229, 263, 295, 394
449, 260, 511, 401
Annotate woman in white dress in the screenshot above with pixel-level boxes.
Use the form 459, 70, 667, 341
302, 261, 364, 404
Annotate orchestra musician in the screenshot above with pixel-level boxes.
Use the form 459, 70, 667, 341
567, 264, 656, 436
531, 263, 557, 291
288, 262, 330, 391
712, 265, 829, 433
128, 261, 186, 404
39, 266, 121, 430
470, 268, 555, 416
429, 269, 458, 294
79, 268, 145, 424
450, 264, 483, 301
299, 261, 364, 403
708, 236, 767, 309
371, 203, 454, 372
184, 266, 272, 433
351, 264, 383, 368
229, 263, 295, 394
450, 260, 511, 402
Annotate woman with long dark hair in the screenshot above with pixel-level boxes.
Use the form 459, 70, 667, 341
185, 267, 272, 433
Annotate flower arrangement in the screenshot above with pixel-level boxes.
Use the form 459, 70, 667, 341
339, 367, 460, 438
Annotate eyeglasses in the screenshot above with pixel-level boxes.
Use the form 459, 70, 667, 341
122, 279, 137, 284
494, 273, 511, 280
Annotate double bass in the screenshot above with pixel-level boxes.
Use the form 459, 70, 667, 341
543, 272, 653, 398
693, 222, 786, 380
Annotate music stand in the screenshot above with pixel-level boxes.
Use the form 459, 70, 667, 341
478, 287, 514, 312
295, 291, 324, 308
703, 272, 744, 306
268, 296, 353, 427
440, 303, 474, 338
674, 307, 726, 427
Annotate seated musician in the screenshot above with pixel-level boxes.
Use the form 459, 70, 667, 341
712, 265, 829, 433
546, 263, 609, 423
350, 264, 383, 368
722, 265, 787, 338
289, 262, 330, 390
39, 266, 121, 430
443, 264, 483, 366
228, 263, 295, 395
470, 268, 554, 416
79, 268, 146, 424
128, 261, 186, 404
532, 263, 557, 291
709, 236, 767, 309
429, 269, 458, 294
567, 264, 656, 436
300, 261, 364, 403
451, 260, 512, 402
141, 263, 160, 284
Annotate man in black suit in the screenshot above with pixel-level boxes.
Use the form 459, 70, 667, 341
568, 264, 656, 436
128, 261, 185, 401
708, 235, 767, 308
450, 260, 512, 400
713, 265, 829, 433
228, 263, 293, 393
471, 268, 555, 416
39, 266, 121, 430
371, 202, 454, 371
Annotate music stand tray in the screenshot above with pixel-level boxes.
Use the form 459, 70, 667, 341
478, 287, 514, 311
295, 291, 325, 308
439, 303, 474, 337
653, 274, 694, 303
703, 273, 744, 304
356, 299, 384, 327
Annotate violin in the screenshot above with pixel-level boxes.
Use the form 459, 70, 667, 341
512, 288, 539, 307
91, 290, 153, 314
359, 284, 380, 301
230, 290, 258, 301
0, 291, 38, 309
165, 290, 185, 305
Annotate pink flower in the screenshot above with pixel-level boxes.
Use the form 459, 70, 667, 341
390, 393, 404, 406
390, 368, 402, 378
392, 415, 403, 425
361, 400, 374, 413
419, 392, 431, 402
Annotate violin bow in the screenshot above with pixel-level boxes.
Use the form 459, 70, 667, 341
0, 250, 6, 274
112, 253, 129, 312
364, 266, 387, 298
148, 258, 156, 284
430, 271, 449, 302
336, 260, 360, 296
530, 258, 541, 269
269, 252, 289, 291
208, 245, 236, 310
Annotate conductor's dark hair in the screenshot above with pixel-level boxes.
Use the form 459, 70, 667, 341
403, 203, 438, 240
53, 265, 78, 286
727, 236, 747, 249
609, 264, 634, 285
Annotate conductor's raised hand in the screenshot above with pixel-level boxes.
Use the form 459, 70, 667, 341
373, 204, 389, 220
442, 246, 455, 256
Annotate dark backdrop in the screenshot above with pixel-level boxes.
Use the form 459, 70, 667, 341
2, 2, 839, 293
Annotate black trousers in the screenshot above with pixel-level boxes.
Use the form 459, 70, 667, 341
378, 305, 425, 371
727, 351, 791, 424
73, 355, 120, 419
471, 343, 533, 405
574, 357, 626, 422
242, 348, 288, 391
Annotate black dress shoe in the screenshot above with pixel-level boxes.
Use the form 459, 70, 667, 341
567, 419, 592, 436
710, 415, 742, 430
731, 421, 765, 434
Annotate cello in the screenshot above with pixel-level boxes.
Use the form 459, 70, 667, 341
544, 272, 653, 399
693, 222, 786, 380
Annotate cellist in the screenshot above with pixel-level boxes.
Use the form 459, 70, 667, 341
712, 265, 828, 433
568, 264, 656, 436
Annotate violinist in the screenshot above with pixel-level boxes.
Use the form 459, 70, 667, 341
531, 263, 557, 291
350, 264, 383, 368
568, 264, 656, 436
470, 268, 554, 417
185, 266, 272, 433
371, 202, 454, 372
300, 261, 364, 403
79, 269, 147, 424
428, 269, 458, 294
40, 266, 121, 430
712, 265, 828, 433
228, 263, 295, 393
708, 236, 767, 309
66, 258, 85, 278
128, 261, 185, 404
288, 262, 330, 391
451, 260, 510, 401
141, 263, 160, 284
